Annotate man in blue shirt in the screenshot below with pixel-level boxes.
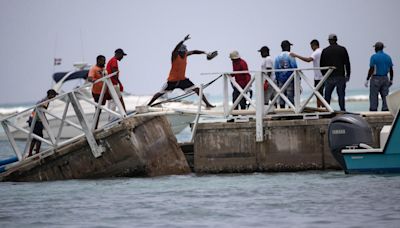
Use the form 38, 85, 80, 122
364, 41, 394, 111
274, 40, 298, 108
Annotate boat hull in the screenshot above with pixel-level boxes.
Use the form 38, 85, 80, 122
343, 153, 400, 174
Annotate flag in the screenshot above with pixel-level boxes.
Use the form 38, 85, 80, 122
54, 58, 62, 65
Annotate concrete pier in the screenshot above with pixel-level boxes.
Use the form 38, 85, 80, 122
0, 115, 190, 181
194, 113, 393, 173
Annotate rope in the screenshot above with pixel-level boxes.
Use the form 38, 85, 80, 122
150, 74, 223, 107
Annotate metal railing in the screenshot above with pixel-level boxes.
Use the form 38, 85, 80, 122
0, 71, 126, 162
201, 66, 335, 142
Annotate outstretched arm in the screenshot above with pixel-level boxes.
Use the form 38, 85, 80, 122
290, 52, 313, 62
187, 50, 206, 56
171, 34, 190, 61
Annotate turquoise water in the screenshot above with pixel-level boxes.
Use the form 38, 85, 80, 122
0, 172, 399, 227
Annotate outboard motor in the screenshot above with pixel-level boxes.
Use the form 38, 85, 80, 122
328, 114, 373, 169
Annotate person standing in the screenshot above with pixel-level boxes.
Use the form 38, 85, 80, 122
229, 50, 251, 110
364, 41, 394, 111
258, 46, 276, 106
106, 48, 127, 112
147, 35, 215, 108
320, 34, 351, 111
27, 89, 58, 157
274, 40, 298, 109
88, 55, 108, 129
290, 39, 324, 108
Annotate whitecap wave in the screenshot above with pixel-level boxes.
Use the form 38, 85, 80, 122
0, 107, 29, 116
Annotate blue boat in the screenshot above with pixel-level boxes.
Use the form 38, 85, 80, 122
328, 90, 400, 174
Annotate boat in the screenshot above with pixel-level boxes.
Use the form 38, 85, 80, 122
328, 89, 400, 174
2, 63, 197, 140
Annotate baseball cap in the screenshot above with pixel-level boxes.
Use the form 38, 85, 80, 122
229, 50, 240, 60
258, 46, 270, 52
115, 48, 127, 56
328, 34, 337, 40
281, 40, 293, 48
373, 41, 384, 49
47, 89, 58, 96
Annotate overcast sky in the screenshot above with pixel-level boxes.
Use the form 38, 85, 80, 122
0, 0, 399, 104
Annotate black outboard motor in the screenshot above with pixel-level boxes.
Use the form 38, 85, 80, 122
328, 114, 373, 169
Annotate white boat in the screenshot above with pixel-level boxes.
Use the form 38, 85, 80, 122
2, 63, 197, 140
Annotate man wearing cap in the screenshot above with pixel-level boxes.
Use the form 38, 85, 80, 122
290, 39, 324, 108
274, 40, 298, 109
364, 41, 394, 111
320, 34, 351, 111
229, 50, 251, 110
147, 34, 215, 108
27, 89, 58, 157
258, 46, 276, 106
106, 48, 127, 112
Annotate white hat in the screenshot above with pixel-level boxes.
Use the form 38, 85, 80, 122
229, 50, 240, 60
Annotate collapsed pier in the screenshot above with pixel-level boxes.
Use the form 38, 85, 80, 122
1, 67, 396, 181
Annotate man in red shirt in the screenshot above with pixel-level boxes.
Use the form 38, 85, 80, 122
106, 48, 127, 111
229, 50, 251, 110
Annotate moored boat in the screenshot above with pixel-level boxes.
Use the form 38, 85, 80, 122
328, 89, 400, 174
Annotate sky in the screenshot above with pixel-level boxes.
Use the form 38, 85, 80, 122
0, 0, 399, 104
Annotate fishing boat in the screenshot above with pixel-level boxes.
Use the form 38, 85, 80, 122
328, 89, 400, 174
1, 63, 197, 140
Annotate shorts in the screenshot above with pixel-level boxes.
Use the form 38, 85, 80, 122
28, 120, 43, 138
92, 93, 108, 105
161, 79, 196, 93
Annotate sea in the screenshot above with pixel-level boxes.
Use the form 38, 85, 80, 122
1, 88, 400, 228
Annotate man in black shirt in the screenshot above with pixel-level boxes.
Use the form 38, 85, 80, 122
320, 34, 351, 111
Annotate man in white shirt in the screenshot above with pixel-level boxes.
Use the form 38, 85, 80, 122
258, 46, 276, 106
291, 39, 324, 108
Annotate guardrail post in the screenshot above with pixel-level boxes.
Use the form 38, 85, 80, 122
1, 121, 23, 161
105, 78, 126, 118
223, 74, 229, 117
190, 84, 203, 143
294, 70, 301, 113
68, 93, 104, 158
256, 72, 264, 142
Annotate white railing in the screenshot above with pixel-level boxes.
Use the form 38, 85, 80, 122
0, 71, 126, 162
201, 66, 335, 142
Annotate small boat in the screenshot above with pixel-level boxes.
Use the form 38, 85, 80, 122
328, 89, 400, 174
2, 63, 197, 140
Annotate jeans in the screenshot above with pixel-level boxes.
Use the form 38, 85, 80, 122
369, 76, 390, 111
324, 76, 346, 111
278, 80, 294, 108
232, 87, 247, 110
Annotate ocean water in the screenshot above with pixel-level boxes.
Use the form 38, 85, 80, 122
1, 89, 400, 227
0, 172, 400, 227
